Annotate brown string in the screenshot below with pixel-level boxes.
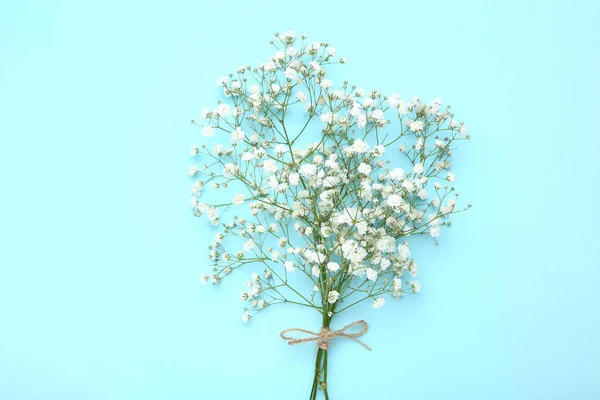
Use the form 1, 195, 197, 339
280, 320, 371, 351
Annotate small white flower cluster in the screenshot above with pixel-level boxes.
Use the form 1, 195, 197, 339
191, 32, 471, 322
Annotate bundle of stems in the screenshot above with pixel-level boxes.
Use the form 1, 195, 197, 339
190, 31, 471, 399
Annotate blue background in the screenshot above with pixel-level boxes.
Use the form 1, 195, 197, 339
1, 1, 599, 399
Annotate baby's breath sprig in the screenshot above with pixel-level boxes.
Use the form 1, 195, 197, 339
190, 30, 471, 400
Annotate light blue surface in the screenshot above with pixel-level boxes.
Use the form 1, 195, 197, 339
1, 1, 599, 399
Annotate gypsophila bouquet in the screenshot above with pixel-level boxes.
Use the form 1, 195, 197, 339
189, 31, 471, 399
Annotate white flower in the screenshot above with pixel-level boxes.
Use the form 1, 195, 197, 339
345, 139, 369, 154
371, 109, 385, 121
190, 145, 199, 156
284, 67, 297, 80
241, 152, 254, 161
215, 104, 231, 116
341, 240, 367, 263
243, 239, 255, 252
415, 137, 424, 151
397, 243, 411, 260
357, 163, 372, 175
320, 112, 338, 124
446, 172, 455, 183
356, 221, 368, 235
327, 290, 340, 304
285, 261, 295, 272
381, 258, 391, 270
212, 144, 225, 155
387, 93, 401, 107
188, 165, 199, 176
248, 134, 259, 144
366, 268, 378, 281
397, 101, 407, 115
232, 194, 245, 205
311, 265, 320, 277
216, 76, 228, 87
393, 277, 402, 293
357, 114, 367, 129
282, 30, 296, 41
289, 173, 300, 185
296, 91, 307, 102
263, 159, 279, 173
327, 47, 336, 56
411, 281, 421, 293
413, 163, 424, 174
372, 298, 385, 308
430, 225, 440, 238
387, 194, 402, 208
274, 144, 288, 154
376, 236, 396, 252
401, 180, 414, 192
273, 50, 285, 61
231, 81, 242, 91
309, 60, 321, 72
319, 79, 332, 89
254, 147, 267, 158
441, 199, 456, 214
242, 312, 250, 323
202, 126, 214, 137
409, 120, 424, 132
322, 176, 339, 188
389, 168, 404, 181
223, 163, 239, 178
299, 163, 318, 177
327, 262, 340, 272
206, 207, 219, 226
363, 98, 375, 108
311, 41, 321, 51
231, 127, 245, 143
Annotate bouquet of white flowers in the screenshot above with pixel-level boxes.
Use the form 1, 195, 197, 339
190, 31, 471, 399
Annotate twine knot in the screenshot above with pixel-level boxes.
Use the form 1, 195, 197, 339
280, 320, 371, 351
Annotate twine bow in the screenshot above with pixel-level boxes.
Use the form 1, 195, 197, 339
280, 320, 371, 351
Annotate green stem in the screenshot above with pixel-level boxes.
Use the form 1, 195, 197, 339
309, 315, 332, 400
310, 348, 323, 400
322, 350, 329, 400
